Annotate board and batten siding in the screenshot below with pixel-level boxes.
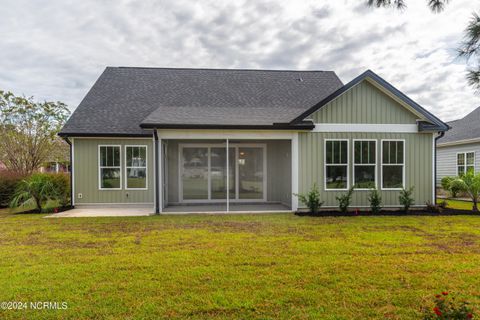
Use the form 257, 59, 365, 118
73, 138, 154, 204
437, 142, 480, 185
310, 81, 419, 124
298, 132, 434, 207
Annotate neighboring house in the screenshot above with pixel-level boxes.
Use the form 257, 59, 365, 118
437, 106, 480, 184
59, 67, 448, 213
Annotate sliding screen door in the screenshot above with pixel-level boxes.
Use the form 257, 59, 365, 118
238, 147, 264, 200
180, 144, 265, 202
182, 147, 208, 200
210, 147, 236, 200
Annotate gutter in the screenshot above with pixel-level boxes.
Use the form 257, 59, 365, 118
434, 131, 446, 200
153, 129, 160, 214
61, 136, 74, 208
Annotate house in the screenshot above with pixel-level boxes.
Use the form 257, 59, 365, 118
59, 67, 449, 213
437, 106, 480, 184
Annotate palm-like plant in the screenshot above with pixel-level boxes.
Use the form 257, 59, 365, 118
367, 0, 449, 13
366, 1, 480, 90
458, 170, 480, 212
10, 174, 56, 212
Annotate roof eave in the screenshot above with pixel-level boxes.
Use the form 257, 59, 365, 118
139, 122, 315, 130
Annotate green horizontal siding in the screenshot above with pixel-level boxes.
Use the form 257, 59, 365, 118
311, 81, 419, 124
298, 132, 434, 207
73, 138, 154, 204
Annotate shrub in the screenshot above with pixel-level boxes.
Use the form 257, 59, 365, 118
10, 173, 56, 212
336, 187, 354, 214
437, 200, 448, 209
458, 170, 480, 212
422, 291, 474, 319
294, 183, 323, 214
49, 173, 70, 207
399, 187, 415, 213
368, 188, 382, 214
450, 178, 467, 198
426, 200, 442, 213
441, 176, 454, 195
0, 171, 24, 207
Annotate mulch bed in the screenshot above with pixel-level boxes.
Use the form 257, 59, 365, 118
295, 208, 477, 217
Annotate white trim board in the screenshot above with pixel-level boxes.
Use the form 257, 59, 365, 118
312, 123, 418, 133
157, 129, 297, 140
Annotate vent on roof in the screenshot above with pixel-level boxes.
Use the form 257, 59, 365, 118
296, 77, 304, 82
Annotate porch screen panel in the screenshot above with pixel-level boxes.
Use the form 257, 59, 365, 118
182, 147, 208, 200
211, 147, 235, 200
238, 147, 264, 199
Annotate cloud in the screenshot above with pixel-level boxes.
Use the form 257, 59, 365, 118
0, 0, 478, 121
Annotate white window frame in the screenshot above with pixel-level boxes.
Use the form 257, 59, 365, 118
352, 139, 377, 190
456, 151, 475, 176
324, 139, 349, 191
380, 139, 405, 191
98, 145, 122, 191
125, 145, 148, 190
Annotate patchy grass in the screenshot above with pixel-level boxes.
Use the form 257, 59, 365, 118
0, 212, 480, 319
438, 198, 478, 211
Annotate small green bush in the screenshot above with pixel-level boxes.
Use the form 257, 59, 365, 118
441, 176, 454, 194
426, 201, 442, 213
422, 291, 474, 319
399, 187, 415, 213
294, 183, 323, 214
368, 188, 382, 214
49, 173, 70, 207
336, 187, 354, 214
450, 178, 466, 198
0, 172, 24, 207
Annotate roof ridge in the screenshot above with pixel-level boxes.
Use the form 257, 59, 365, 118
111, 66, 334, 73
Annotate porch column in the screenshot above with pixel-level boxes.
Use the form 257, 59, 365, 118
291, 133, 299, 211
226, 138, 230, 212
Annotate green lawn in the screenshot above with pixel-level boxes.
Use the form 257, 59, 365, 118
0, 210, 480, 319
437, 198, 478, 211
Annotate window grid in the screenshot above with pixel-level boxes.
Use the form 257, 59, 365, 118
457, 152, 475, 176
98, 145, 122, 190
353, 140, 377, 190
381, 140, 405, 190
324, 139, 349, 191
125, 145, 148, 190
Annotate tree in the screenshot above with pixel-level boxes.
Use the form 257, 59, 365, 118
366, 1, 480, 90
458, 170, 480, 212
0, 90, 70, 175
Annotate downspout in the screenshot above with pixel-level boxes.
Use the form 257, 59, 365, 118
62, 137, 74, 208
154, 129, 160, 214
434, 131, 445, 202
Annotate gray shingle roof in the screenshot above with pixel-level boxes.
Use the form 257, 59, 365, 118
59, 67, 343, 136
438, 107, 480, 144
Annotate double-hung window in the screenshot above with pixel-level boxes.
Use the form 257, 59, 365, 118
353, 140, 376, 189
381, 140, 404, 189
99, 145, 121, 190
126, 145, 147, 189
325, 140, 349, 190
457, 152, 475, 176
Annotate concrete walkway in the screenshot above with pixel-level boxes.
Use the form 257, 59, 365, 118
45, 207, 153, 218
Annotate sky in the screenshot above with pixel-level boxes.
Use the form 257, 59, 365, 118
0, 0, 478, 122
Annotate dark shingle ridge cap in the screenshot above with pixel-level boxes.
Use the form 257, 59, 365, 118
112, 66, 336, 73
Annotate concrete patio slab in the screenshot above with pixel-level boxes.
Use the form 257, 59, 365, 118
45, 207, 153, 218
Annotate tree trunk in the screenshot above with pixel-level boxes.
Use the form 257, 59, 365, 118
473, 198, 478, 212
